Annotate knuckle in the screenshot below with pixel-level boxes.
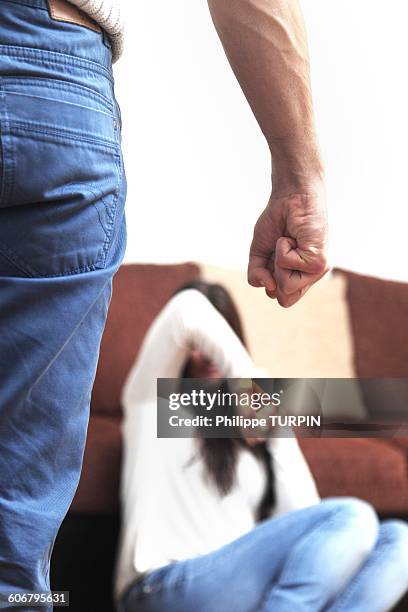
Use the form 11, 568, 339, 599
313, 253, 328, 274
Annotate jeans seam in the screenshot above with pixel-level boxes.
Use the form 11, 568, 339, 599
3, 76, 114, 113
0, 237, 112, 278
0, 245, 35, 277
39, 263, 100, 277
88, 186, 114, 266
0, 44, 113, 81
97, 154, 122, 266
2, 0, 48, 10
0, 92, 6, 206
9, 120, 119, 151
0, 83, 16, 207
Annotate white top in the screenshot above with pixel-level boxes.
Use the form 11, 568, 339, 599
69, 0, 124, 61
114, 289, 320, 600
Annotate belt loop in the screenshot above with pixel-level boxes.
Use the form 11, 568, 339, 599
102, 29, 112, 51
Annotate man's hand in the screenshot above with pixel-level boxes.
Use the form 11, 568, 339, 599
248, 182, 329, 307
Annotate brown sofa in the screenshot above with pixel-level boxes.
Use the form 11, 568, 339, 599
51, 263, 408, 612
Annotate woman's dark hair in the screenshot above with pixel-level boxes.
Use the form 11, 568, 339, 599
176, 281, 275, 522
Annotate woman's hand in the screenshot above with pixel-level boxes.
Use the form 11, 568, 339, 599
235, 379, 277, 444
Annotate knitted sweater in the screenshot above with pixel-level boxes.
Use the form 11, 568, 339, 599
69, 0, 123, 61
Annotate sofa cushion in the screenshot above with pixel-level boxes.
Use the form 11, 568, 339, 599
201, 265, 356, 379
91, 262, 200, 418
299, 438, 408, 514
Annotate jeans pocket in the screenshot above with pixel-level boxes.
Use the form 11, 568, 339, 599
0, 76, 123, 278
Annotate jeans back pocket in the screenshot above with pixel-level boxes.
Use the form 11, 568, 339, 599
0, 76, 123, 277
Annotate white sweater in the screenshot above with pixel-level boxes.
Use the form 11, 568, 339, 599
114, 290, 320, 600
69, 0, 124, 61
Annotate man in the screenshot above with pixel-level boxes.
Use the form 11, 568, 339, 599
0, 1, 126, 609
0, 0, 327, 608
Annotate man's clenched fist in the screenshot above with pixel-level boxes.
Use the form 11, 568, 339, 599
248, 183, 329, 308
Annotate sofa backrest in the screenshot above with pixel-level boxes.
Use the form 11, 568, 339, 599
343, 269, 408, 377
342, 269, 408, 419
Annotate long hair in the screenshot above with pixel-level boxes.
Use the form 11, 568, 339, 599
176, 281, 275, 521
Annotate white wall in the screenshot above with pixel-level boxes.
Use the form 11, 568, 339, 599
115, 1, 408, 282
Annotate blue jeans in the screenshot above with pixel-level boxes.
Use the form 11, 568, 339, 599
120, 498, 408, 612
0, 0, 126, 608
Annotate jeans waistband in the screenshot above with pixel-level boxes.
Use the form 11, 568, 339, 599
0, 0, 113, 76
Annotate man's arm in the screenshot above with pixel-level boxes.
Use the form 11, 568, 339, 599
208, 0, 328, 307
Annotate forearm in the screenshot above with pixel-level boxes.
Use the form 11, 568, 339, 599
208, 0, 323, 193
178, 291, 257, 377
269, 437, 320, 513
125, 290, 257, 394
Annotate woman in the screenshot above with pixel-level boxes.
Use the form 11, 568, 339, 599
115, 283, 408, 612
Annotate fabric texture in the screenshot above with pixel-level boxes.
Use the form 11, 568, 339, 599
119, 498, 408, 612
115, 289, 320, 600
0, 0, 126, 608
68, 0, 124, 61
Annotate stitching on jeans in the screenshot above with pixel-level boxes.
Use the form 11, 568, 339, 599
3, 76, 114, 113
40, 263, 98, 277
0, 236, 102, 278
32, 163, 122, 278
7, 90, 114, 120
0, 43, 111, 76
0, 45, 113, 81
0, 165, 123, 279
87, 185, 113, 267
0, 85, 6, 206
0, 245, 35, 277
1, 0, 47, 10
0, 240, 38, 277
9, 120, 119, 151
0, 83, 17, 207
96, 154, 122, 266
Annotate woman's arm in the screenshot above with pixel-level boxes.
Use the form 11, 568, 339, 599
122, 289, 260, 408
268, 434, 320, 514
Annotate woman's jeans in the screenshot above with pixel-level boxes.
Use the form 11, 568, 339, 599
120, 498, 408, 612
0, 0, 126, 608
